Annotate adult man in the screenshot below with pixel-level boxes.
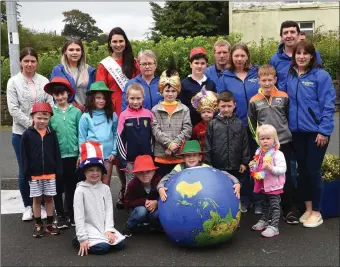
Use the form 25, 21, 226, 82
299, 31, 307, 41
270, 21, 322, 91
205, 40, 231, 93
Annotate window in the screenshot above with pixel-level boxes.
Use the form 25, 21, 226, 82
298, 21, 315, 36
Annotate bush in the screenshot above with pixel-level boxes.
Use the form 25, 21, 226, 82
322, 154, 340, 182
1, 31, 339, 93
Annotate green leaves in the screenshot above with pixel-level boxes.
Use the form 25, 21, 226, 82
322, 154, 340, 182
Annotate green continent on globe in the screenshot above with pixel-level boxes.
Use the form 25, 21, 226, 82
176, 181, 203, 198
194, 208, 241, 246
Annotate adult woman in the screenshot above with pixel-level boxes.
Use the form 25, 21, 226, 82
219, 43, 262, 214
286, 40, 335, 228
96, 27, 140, 116
121, 50, 162, 111
7, 47, 53, 221
50, 38, 96, 111
96, 27, 140, 209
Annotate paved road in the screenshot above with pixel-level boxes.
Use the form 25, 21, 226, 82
1, 177, 339, 266
1, 115, 339, 179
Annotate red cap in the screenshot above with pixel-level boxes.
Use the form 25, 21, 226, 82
31, 102, 53, 116
190, 47, 207, 58
130, 155, 159, 173
44, 77, 75, 97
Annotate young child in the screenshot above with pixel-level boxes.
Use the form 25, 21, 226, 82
73, 141, 125, 256
249, 124, 286, 238
123, 155, 161, 237
20, 102, 62, 237
248, 65, 296, 224
191, 87, 218, 153
79, 81, 118, 186
44, 77, 82, 228
151, 69, 192, 178
117, 83, 153, 190
204, 91, 250, 189
157, 140, 241, 202
179, 47, 217, 126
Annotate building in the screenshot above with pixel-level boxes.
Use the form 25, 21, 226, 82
230, 1, 339, 42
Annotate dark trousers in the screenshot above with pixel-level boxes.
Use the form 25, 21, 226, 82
292, 133, 328, 211
279, 142, 297, 215
261, 194, 281, 229
155, 162, 177, 178
72, 237, 124, 255
53, 157, 78, 219
12, 133, 32, 207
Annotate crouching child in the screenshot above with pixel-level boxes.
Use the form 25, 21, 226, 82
123, 155, 162, 237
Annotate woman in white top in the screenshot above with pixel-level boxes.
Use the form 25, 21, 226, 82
7, 47, 53, 221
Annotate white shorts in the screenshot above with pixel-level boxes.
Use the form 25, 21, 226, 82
29, 179, 57, 197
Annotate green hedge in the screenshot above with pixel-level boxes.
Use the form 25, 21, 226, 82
1, 31, 339, 93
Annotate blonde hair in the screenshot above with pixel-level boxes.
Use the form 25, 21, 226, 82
138, 50, 157, 63
126, 83, 145, 98
258, 65, 276, 78
257, 124, 280, 149
214, 40, 231, 53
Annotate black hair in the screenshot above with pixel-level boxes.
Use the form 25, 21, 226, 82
190, 53, 208, 63
217, 90, 235, 104
85, 91, 114, 122
50, 84, 69, 95
280, 21, 300, 36
107, 27, 136, 79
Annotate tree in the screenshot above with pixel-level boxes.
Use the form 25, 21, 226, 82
61, 9, 103, 42
149, 1, 229, 41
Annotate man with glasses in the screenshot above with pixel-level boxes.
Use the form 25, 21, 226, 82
205, 40, 231, 93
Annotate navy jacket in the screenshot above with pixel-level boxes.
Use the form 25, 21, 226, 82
270, 43, 322, 92
219, 66, 260, 126
286, 67, 336, 136
50, 64, 96, 103
21, 127, 63, 181
179, 76, 217, 126
122, 74, 163, 111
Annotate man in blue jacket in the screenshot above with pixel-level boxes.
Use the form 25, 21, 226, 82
269, 21, 322, 92
205, 40, 231, 93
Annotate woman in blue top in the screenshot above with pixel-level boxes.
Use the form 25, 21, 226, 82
122, 50, 162, 111
50, 38, 96, 111
286, 40, 336, 228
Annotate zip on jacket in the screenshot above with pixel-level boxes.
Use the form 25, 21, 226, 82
286, 67, 336, 136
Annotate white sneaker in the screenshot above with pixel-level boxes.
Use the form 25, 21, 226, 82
22, 206, 33, 221
41, 205, 47, 220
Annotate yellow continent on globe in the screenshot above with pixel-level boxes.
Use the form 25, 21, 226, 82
176, 181, 203, 198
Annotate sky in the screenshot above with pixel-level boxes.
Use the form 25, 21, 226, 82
18, 2, 165, 40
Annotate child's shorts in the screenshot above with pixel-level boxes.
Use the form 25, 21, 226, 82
29, 179, 57, 197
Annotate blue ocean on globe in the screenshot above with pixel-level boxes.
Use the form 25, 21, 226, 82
158, 166, 241, 247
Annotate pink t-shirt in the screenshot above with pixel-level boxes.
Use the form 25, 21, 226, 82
28, 79, 36, 102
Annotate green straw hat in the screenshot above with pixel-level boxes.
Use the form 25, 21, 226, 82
86, 81, 113, 95
179, 140, 206, 155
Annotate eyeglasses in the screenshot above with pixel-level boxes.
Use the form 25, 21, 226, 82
140, 62, 155, 67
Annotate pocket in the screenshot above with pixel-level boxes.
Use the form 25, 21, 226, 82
308, 107, 320, 125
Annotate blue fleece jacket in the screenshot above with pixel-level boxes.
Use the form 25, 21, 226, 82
50, 64, 96, 102
121, 74, 163, 111
286, 67, 335, 136
269, 43, 322, 92
78, 110, 118, 159
205, 64, 224, 93
219, 66, 260, 126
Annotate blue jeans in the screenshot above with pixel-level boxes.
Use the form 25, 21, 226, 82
127, 206, 159, 229
292, 132, 328, 211
12, 134, 32, 207
72, 237, 125, 255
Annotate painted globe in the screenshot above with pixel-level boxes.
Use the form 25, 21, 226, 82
158, 166, 241, 247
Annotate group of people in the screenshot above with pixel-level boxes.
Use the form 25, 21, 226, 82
6, 20, 336, 255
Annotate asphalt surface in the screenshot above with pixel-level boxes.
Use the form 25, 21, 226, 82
1, 115, 339, 266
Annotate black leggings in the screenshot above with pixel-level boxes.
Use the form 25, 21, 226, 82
53, 157, 78, 219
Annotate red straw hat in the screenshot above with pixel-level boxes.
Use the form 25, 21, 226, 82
130, 155, 159, 173
30, 102, 53, 116
190, 47, 207, 58
44, 77, 75, 97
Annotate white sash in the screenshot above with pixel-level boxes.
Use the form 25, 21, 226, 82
100, 56, 129, 92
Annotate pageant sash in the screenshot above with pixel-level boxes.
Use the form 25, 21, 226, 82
100, 56, 129, 91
